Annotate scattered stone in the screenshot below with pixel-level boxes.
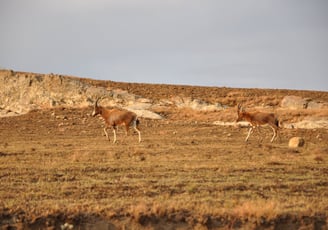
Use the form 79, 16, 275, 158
314, 155, 324, 163
171, 96, 225, 111
307, 101, 325, 109
288, 137, 305, 148
287, 118, 328, 129
281, 95, 327, 110
61, 223, 74, 230
281, 96, 308, 109
126, 108, 163, 120
139, 155, 146, 161
213, 121, 249, 128
316, 134, 322, 140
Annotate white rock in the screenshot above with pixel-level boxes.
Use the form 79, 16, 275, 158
213, 121, 248, 127
288, 118, 328, 129
281, 96, 307, 109
281, 95, 326, 110
288, 137, 305, 148
126, 108, 163, 120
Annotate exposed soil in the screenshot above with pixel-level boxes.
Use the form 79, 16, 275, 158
0, 80, 328, 229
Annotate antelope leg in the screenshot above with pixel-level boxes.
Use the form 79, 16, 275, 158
134, 127, 141, 143
103, 127, 110, 141
245, 127, 254, 142
270, 126, 277, 142
113, 126, 117, 143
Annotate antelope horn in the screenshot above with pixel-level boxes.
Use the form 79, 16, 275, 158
237, 103, 242, 111
95, 97, 101, 107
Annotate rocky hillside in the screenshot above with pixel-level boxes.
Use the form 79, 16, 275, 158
1, 69, 328, 128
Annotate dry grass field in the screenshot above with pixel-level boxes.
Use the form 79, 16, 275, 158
1, 104, 328, 229
1, 75, 328, 229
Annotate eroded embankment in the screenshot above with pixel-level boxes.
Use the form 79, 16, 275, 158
1, 209, 327, 229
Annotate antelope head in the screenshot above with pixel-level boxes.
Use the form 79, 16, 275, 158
236, 104, 244, 122
92, 98, 102, 117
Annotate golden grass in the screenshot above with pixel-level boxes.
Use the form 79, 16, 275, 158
232, 200, 280, 219
0, 108, 327, 228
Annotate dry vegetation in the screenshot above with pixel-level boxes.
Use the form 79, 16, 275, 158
1, 104, 328, 229
1, 74, 328, 229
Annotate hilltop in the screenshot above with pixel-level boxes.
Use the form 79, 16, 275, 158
1, 69, 328, 128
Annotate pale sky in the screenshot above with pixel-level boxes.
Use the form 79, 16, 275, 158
1, 0, 328, 91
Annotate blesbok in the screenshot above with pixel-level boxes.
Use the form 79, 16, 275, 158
236, 104, 279, 142
92, 98, 141, 143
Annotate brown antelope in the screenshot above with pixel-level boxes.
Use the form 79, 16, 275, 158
236, 104, 279, 142
92, 98, 141, 143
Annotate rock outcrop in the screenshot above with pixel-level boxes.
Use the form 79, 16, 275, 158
281, 96, 327, 110
0, 70, 227, 118
170, 96, 226, 111
286, 117, 328, 129
0, 70, 162, 119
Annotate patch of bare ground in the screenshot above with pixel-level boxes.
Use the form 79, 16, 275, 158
1, 107, 328, 229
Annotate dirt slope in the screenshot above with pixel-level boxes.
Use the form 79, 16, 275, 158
79, 76, 328, 104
